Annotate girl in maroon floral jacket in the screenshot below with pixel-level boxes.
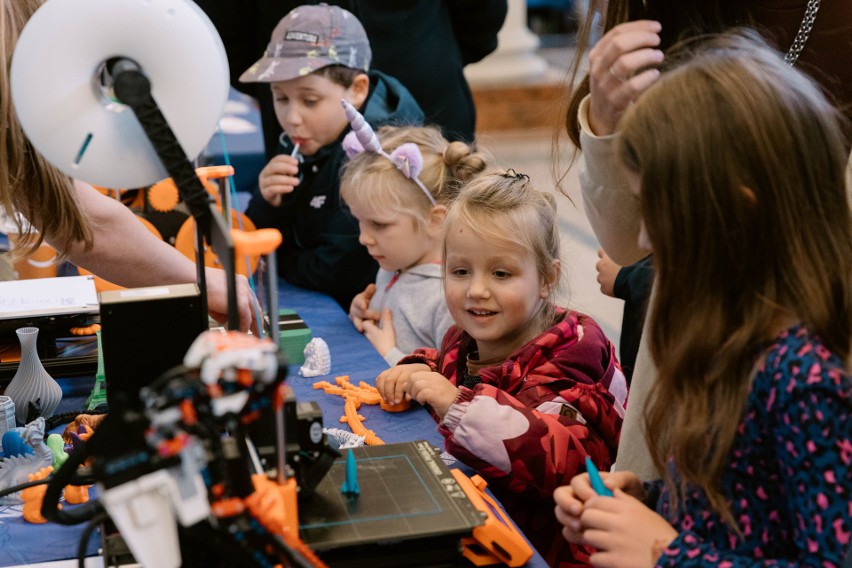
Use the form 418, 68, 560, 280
376, 170, 627, 567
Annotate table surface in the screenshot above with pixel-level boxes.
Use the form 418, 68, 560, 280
0, 280, 548, 567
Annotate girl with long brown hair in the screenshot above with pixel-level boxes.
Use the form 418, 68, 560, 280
554, 32, 851, 566
562, 0, 852, 482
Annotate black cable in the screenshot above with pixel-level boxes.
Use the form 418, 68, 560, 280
0, 477, 51, 499
77, 510, 109, 568
46, 411, 84, 430
69, 469, 97, 487
47, 409, 107, 431
0, 468, 96, 501
266, 530, 316, 568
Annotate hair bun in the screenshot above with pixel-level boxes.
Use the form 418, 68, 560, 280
443, 141, 487, 184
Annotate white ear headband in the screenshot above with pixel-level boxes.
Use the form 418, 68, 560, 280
340, 99, 436, 206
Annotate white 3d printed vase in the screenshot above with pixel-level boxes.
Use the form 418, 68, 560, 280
4, 327, 62, 424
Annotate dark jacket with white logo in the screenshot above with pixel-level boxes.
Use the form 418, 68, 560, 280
245, 71, 423, 308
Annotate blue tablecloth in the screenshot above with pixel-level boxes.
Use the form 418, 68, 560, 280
279, 281, 446, 450
0, 280, 548, 567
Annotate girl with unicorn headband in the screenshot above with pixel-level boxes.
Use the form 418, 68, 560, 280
339, 100, 489, 365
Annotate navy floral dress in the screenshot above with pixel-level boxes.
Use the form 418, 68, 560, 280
653, 325, 851, 566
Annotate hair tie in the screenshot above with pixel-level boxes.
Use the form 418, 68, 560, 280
500, 168, 530, 182
341, 100, 436, 206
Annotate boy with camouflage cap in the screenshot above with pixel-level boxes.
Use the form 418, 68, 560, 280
242, 4, 424, 308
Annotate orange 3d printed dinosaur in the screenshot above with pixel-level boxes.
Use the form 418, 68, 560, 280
312, 376, 411, 446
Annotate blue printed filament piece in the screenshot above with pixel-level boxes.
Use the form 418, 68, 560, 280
341, 449, 360, 496
585, 456, 613, 497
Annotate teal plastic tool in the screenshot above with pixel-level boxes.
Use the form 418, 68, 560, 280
585, 456, 613, 497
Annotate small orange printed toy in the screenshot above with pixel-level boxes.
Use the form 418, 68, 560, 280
64, 483, 89, 505
22, 466, 55, 523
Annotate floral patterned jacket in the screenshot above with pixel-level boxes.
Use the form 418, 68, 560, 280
400, 309, 627, 567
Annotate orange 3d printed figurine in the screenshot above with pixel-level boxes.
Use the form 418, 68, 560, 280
312, 375, 411, 446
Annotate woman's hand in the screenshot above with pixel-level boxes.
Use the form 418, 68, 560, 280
587, 20, 664, 136
205, 267, 258, 334
258, 154, 300, 206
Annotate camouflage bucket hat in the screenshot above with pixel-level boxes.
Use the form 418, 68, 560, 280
239, 4, 371, 83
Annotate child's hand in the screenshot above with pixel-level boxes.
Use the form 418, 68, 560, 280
554, 470, 645, 543
406, 370, 459, 419
258, 154, 301, 206
349, 284, 379, 332
554, 483, 586, 543
376, 363, 431, 405
579, 489, 677, 567
362, 309, 396, 357
595, 249, 620, 298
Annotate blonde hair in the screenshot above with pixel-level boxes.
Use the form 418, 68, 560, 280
443, 170, 564, 331
340, 125, 487, 226
617, 31, 852, 526
1, 0, 92, 258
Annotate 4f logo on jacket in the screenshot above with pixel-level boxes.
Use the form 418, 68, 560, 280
309, 195, 327, 209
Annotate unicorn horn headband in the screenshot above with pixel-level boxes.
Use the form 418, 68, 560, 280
341, 99, 436, 206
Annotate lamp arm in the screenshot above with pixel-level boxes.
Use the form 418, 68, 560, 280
110, 57, 239, 330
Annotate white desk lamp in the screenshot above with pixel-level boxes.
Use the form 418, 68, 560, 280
11, 0, 228, 189
11, 0, 241, 330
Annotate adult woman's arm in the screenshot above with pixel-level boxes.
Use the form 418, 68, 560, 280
55, 181, 255, 332
578, 20, 662, 266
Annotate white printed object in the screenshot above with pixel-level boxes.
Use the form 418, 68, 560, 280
0, 397, 15, 435
299, 338, 331, 377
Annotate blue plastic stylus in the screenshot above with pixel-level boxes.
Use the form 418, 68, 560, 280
585, 456, 613, 497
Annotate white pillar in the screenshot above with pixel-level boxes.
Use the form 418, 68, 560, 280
464, 0, 550, 86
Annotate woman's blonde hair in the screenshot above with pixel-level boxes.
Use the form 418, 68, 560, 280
617, 31, 852, 526
442, 170, 565, 331
1, 0, 92, 257
340, 125, 488, 226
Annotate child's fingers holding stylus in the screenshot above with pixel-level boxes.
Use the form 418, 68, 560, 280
554, 493, 585, 544
554, 485, 583, 517
569, 472, 596, 502
599, 471, 646, 499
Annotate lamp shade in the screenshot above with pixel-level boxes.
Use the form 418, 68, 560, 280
10, 0, 229, 189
